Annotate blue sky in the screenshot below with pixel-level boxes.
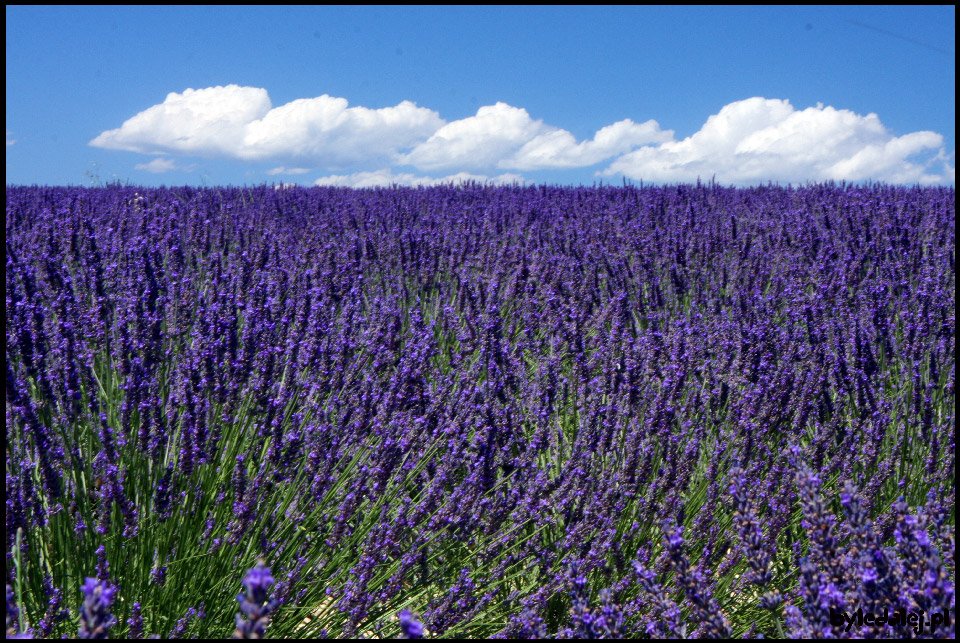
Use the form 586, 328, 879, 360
5, 6, 955, 187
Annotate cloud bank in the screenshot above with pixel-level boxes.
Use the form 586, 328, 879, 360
134, 157, 194, 174
602, 98, 951, 185
314, 169, 525, 188
90, 86, 442, 167
265, 166, 310, 176
91, 86, 954, 185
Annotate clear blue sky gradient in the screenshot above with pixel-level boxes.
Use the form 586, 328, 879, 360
5, 6, 955, 187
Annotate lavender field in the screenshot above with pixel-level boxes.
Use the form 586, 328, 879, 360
5, 183, 955, 638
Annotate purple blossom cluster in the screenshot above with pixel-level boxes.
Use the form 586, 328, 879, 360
560, 564, 624, 638
5, 183, 954, 638
76, 578, 116, 639
233, 561, 278, 639
6, 583, 31, 639
398, 609, 424, 639
782, 472, 955, 637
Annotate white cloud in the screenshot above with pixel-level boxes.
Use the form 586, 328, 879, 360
399, 103, 672, 171
506, 119, 673, 170
265, 167, 310, 175
602, 97, 953, 185
6, 130, 15, 146
93, 85, 271, 158
240, 96, 441, 165
134, 157, 191, 173
91, 85, 442, 168
314, 168, 525, 188
92, 89, 954, 184
399, 102, 551, 171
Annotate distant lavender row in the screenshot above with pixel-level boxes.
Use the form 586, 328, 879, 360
5, 183, 954, 638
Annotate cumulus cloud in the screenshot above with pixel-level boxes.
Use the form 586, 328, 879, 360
134, 157, 191, 173
400, 103, 672, 172
314, 168, 525, 188
91, 85, 442, 168
399, 102, 551, 171
92, 86, 271, 158
6, 130, 16, 146
266, 166, 310, 175
92, 88, 953, 185
602, 98, 953, 185
507, 119, 673, 170
240, 96, 442, 165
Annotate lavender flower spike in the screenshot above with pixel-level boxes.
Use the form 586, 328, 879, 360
127, 602, 143, 639
233, 560, 278, 639
6, 583, 32, 639
77, 578, 117, 639
398, 609, 424, 639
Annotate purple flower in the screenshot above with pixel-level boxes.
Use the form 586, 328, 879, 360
77, 578, 117, 639
233, 561, 278, 639
95, 545, 110, 581
36, 575, 67, 637
398, 609, 424, 639
127, 602, 143, 639
6, 584, 31, 639
150, 564, 167, 587
169, 606, 198, 638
